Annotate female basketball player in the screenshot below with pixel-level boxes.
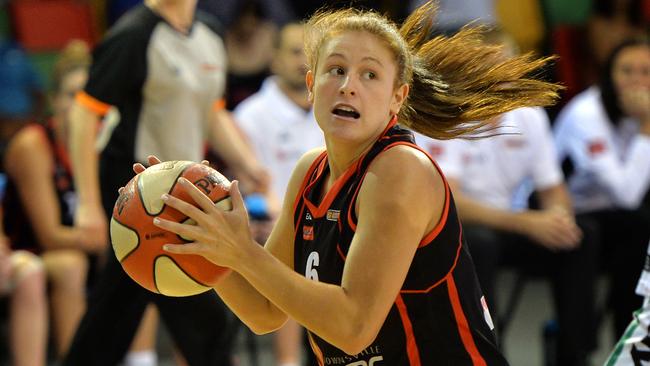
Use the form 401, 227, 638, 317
155, 2, 560, 364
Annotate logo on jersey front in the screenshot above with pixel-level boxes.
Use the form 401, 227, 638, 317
326, 209, 340, 222
303, 210, 314, 240
303, 225, 314, 241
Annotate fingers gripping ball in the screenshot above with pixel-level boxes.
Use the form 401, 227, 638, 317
110, 161, 232, 297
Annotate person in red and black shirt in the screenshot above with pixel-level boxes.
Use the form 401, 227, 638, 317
1, 41, 94, 360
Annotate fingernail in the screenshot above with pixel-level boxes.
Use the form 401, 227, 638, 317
162, 245, 170, 251
161, 194, 169, 201
153, 218, 160, 224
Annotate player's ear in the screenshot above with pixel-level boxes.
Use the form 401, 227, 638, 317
306, 70, 314, 103
389, 83, 409, 116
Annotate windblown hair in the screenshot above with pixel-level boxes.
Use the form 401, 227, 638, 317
51, 40, 91, 94
304, 1, 562, 139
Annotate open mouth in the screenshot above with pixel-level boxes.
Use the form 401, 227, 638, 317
332, 106, 361, 119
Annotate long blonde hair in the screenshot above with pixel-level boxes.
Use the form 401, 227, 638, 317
304, 1, 561, 139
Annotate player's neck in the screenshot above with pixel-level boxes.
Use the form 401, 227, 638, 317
146, 0, 195, 34
325, 139, 374, 181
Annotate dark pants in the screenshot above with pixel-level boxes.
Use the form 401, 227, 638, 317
464, 216, 599, 366
63, 158, 236, 366
578, 209, 650, 339
62, 247, 236, 366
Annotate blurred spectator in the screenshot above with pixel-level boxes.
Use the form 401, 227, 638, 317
554, 37, 650, 340
415, 106, 598, 366
587, 0, 647, 77
224, 0, 277, 109
1, 40, 96, 359
233, 22, 324, 366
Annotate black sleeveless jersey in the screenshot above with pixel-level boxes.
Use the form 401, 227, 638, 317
293, 119, 509, 366
2, 120, 76, 253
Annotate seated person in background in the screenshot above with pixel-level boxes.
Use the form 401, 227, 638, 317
415, 106, 598, 366
1, 41, 106, 359
554, 36, 650, 341
224, 0, 277, 109
0, 204, 48, 366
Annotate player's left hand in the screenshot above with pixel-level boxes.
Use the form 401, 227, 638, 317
155, 179, 255, 270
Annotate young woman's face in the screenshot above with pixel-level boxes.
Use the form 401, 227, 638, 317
612, 45, 650, 116
307, 30, 408, 145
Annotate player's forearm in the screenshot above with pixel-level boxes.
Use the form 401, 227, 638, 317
213, 269, 288, 334
234, 243, 382, 355
69, 103, 102, 206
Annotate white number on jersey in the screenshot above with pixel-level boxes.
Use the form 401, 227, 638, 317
305, 251, 320, 281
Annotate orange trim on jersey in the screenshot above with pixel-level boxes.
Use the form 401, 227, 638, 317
344, 141, 451, 247
304, 155, 360, 218
419, 178, 449, 246
293, 151, 328, 215
447, 276, 488, 366
395, 295, 422, 366
75, 91, 112, 115
212, 98, 226, 111
307, 333, 325, 366
398, 141, 451, 247
400, 230, 464, 294
336, 244, 346, 261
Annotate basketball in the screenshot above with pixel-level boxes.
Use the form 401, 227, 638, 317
110, 160, 232, 297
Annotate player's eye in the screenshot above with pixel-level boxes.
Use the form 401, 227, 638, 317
328, 67, 345, 76
363, 71, 376, 80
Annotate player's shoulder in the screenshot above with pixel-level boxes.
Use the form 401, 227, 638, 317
294, 147, 327, 176
369, 144, 441, 191
373, 144, 433, 172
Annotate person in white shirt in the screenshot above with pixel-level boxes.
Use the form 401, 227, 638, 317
233, 22, 324, 366
416, 107, 598, 366
554, 37, 650, 340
